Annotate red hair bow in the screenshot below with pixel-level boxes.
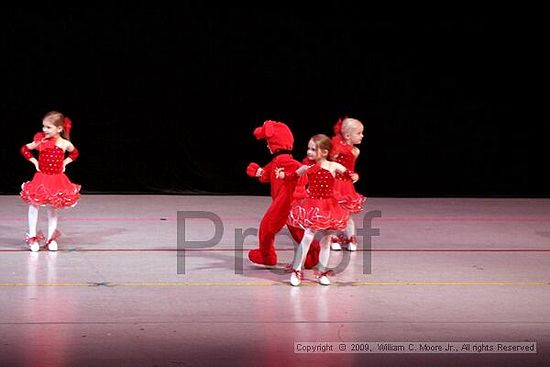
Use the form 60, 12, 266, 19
64, 117, 72, 136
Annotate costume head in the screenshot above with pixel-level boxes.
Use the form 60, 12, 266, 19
253, 120, 294, 153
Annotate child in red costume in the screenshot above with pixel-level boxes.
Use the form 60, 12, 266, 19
330, 117, 366, 251
20, 111, 81, 252
246, 120, 319, 268
277, 134, 352, 286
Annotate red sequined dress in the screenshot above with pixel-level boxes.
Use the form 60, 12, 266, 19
330, 136, 366, 213
20, 135, 81, 208
288, 164, 349, 231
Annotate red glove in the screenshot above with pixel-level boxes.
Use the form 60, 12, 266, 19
246, 162, 260, 177
68, 147, 79, 161
21, 145, 33, 160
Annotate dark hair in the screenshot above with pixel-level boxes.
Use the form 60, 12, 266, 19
310, 134, 332, 157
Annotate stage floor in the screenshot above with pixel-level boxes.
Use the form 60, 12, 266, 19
1, 195, 549, 367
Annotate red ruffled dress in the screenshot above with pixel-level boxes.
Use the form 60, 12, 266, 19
20, 135, 81, 208
330, 136, 366, 213
288, 164, 349, 231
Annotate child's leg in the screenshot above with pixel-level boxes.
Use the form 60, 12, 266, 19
331, 218, 356, 251
317, 233, 332, 272
330, 232, 342, 251
47, 206, 58, 239
28, 205, 39, 237
345, 218, 355, 239
26, 205, 41, 252
46, 206, 59, 251
292, 228, 315, 271
288, 225, 320, 269
345, 218, 357, 251
316, 232, 333, 285
289, 228, 315, 286
331, 220, 350, 251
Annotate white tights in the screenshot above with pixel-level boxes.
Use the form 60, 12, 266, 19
292, 229, 332, 272
27, 205, 58, 240
345, 218, 356, 241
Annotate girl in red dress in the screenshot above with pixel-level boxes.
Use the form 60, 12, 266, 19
329, 117, 366, 251
20, 111, 81, 252
277, 134, 356, 286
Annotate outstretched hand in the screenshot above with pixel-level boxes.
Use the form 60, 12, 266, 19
296, 165, 309, 176
246, 162, 262, 177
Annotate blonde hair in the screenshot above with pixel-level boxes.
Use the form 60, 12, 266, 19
341, 118, 363, 136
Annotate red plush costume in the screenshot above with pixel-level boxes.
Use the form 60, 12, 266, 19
247, 120, 319, 268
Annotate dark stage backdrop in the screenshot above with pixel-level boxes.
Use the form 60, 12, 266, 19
1, 7, 548, 197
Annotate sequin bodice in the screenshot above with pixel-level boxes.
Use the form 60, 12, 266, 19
331, 137, 357, 181
334, 150, 356, 171
38, 146, 64, 175
331, 138, 357, 171
307, 165, 335, 199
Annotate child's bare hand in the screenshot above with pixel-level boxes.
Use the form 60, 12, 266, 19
350, 172, 359, 183
296, 165, 309, 176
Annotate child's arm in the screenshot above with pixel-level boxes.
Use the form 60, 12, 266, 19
257, 161, 273, 183
275, 165, 308, 180
246, 161, 272, 183
334, 162, 359, 183
246, 163, 261, 176
246, 162, 267, 180
20, 139, 41, 172
63, 142, 79, 171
